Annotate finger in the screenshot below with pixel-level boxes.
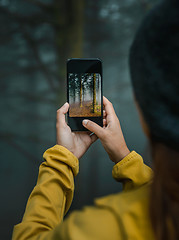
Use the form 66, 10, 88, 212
103, 96, 115, 116
103, 118, 107, 127
103, 110, 106, 118
56, 102, 69, 128
103, 96, 117, 123
83, 119, 105, 139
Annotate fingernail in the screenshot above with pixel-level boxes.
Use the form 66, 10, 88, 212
64, 102, 68, 106
83, 120, 88, 125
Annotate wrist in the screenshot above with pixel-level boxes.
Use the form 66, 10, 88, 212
113, 147, 130, 164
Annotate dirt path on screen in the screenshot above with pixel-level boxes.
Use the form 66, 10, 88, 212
69, 101, 101, 117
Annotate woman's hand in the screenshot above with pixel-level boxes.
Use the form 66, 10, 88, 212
56, 102, 98, 159
82, 96, 130, 164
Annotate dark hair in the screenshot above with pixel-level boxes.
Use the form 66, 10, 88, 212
129, 0, 179, 239
150, 141, 179, 240
129, 0, 179, 150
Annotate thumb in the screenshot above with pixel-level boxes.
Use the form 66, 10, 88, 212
56, 102, 69, 128
83, 119, 104, 139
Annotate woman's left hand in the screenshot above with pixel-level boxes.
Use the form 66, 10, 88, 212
56, 102, 98, 159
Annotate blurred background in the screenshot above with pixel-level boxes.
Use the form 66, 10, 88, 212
0, 0, 158, 239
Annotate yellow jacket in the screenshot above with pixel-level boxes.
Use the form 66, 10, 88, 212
12, 145, 155, 240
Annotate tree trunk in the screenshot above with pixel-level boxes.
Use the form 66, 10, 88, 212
54, 0, 84, 105
97, 74, 100, 105
80, 76, 82, 107
93, 73, 96, 113
73, 80, 76, 103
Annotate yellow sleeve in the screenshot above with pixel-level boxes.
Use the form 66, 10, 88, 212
12, 145, 79, 240
112, 151, 153, 191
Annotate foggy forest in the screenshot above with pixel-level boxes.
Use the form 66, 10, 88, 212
69, 73, 101, 117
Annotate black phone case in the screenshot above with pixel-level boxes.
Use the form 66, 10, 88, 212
67, 58, 103, 131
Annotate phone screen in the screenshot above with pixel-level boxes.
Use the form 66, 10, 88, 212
67, 59, 103, 131
68, 73, 102, 117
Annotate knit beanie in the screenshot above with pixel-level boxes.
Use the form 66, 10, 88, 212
129, 0, 179, 150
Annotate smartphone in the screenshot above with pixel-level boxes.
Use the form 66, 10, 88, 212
67, 58, 103, 131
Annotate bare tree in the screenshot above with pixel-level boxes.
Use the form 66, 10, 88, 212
0, 0, 84, 162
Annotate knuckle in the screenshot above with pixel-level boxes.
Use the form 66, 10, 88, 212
108, 101, 113, 107
58, 108, 62, 113
56, 109, 61, 119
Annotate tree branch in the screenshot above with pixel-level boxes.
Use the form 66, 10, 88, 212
0, 132, 41, 165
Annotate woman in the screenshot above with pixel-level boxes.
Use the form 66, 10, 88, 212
12, 0, 179, 239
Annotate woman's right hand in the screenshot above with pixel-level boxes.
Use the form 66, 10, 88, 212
82, 96, 130, 164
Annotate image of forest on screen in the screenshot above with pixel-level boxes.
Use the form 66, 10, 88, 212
69, 73, 101, 117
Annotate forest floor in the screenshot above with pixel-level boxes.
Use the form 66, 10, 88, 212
69, 100, 101, 117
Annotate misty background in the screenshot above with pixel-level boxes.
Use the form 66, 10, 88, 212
0, 0, 158, 239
